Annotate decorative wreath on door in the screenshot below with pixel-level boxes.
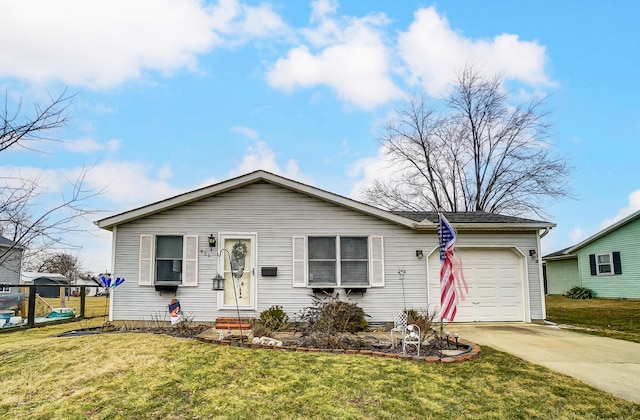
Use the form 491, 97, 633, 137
230, 241, 248, 298
231, 241, 247, 263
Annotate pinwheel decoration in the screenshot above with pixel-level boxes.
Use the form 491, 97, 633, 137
98, 276, 125, 325
99, 276, 125, 290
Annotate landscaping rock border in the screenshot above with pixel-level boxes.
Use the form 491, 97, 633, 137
196, 336, 482, 363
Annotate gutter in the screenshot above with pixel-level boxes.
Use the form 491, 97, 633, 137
412, 222, 556, 232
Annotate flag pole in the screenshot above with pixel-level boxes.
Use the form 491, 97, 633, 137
438, 209, 444, 346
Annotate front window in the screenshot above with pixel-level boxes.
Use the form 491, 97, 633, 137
0, 284, 10, 293
308, 237, 337, 285
156, 236, 183, 283
596, 253, 613, 275
308, 236, 369, 286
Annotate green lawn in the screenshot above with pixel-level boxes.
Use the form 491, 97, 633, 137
0, 321, 638, 419
546, 295, 640, 343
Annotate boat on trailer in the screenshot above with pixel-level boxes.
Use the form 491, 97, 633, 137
46, 307, 76, 319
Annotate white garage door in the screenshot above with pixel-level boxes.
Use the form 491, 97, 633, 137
428, 248, 525, 322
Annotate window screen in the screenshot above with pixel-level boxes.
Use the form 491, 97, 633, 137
156, 236, 183, 283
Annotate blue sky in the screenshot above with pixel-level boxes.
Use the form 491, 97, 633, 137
2, 0, 639, 272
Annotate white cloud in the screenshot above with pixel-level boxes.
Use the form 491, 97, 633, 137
80, 161, 184, 207
0, 162, 177, 211
267, 3, 403, 109
599, 189, 640, 229
60, 225, 113, 273
347, 145, 402, 200
0, 0, 287, 89
397, 6, 553, 97
228, 140, 312, 184
64, 138, 121, 154
231, 2, 289, 41
310, 0, 338, 23
231, 125, 259, 140
569, 226, 588, 244
156, 164, 173, 181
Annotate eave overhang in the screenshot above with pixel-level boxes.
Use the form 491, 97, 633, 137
412, 221, 556, 232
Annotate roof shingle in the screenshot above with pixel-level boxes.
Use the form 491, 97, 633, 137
392, 211, 548, 224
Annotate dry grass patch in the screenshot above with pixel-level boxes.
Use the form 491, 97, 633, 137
42, 296, 111, 318
546, 295, 640, 343
0, 321, 638, 419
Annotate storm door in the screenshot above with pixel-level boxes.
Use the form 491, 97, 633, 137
217, 234, 257, 310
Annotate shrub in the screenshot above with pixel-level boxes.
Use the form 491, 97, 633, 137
405, 306, 439, 342
258, 305, 290, 331
297, 294, 369, 334
251, 323, 272, 338
566, 286, 596, 299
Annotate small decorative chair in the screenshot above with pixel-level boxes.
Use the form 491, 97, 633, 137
402, 324, 421, 355
389, 312, 408, 349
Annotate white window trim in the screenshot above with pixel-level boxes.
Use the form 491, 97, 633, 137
0, 284, 11, 293
305, 235, 380, 288
138, 234, 199, 286
596, 252, 614, 276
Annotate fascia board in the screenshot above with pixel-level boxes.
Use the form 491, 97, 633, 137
566, 210, 640, 253
413, 222, 556, 232
542, 254, 577, 262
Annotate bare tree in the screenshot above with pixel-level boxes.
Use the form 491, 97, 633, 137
31, 252, 82, 283
0, 89, 100, 267
364, 65, 571, 217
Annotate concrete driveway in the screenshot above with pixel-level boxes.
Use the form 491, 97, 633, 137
453, 323, 640, 403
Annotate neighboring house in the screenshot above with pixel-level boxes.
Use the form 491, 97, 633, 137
544, 209, 640, 298
0, 236, 24, 293
74, 273, 104, 297
33, 276, 70, 299
21, 272, 71, 298
95, 170, 554, 324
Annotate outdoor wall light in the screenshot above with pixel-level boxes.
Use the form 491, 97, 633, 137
212, 274, 225, 291
416, 250, 424, 259
208, 234, 217, 250
529, 249, 537, 257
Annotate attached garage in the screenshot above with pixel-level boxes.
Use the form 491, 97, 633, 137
428, 247, 527, 322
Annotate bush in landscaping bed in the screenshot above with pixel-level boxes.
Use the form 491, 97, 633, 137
257, 305, 289, 332
566, 286, 596, 299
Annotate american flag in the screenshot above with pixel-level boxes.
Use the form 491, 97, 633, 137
438, 213, 457, 321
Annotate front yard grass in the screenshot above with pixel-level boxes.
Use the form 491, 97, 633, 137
0, 321, 638, 419
546, 295, 640, 343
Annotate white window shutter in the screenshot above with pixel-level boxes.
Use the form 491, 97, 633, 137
182, 235, 198, 287
370, 236, 384, 287
292, 236, 306, 287
139, 235, 153, 286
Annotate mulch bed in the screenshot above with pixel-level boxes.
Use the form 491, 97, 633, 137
56, 324, 481, 363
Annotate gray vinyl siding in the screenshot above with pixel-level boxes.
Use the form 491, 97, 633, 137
576, 217, 640, 298
110, 182, 543, 323
0, 247, 23, 286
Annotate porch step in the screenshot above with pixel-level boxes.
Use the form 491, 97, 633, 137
215, 317, 254, 330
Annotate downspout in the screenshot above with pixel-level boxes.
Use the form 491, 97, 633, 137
536, 226, 552, 322
109, 226, 117, 322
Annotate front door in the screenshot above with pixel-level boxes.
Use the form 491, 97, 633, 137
218, 234, 257, 310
